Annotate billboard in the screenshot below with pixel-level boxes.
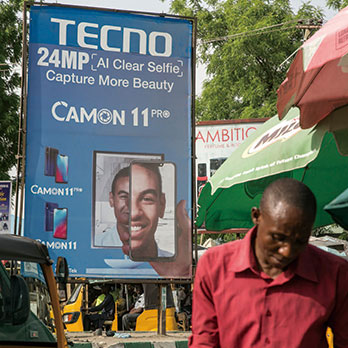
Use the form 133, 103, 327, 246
195, 119, 267, 195
24, 4, 193, 279
0, 181, 11, 234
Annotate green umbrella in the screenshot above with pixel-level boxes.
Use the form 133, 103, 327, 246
324, 188, 348, 230
196, 108, 348, 230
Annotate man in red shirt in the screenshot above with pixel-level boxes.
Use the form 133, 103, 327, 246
189, 178, 348, 348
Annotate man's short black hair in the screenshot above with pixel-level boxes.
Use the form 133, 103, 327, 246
111, 166, 129, 195
111, 162, 162, 195
260, 178, 317, 224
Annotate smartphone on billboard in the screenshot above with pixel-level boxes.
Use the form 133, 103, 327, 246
129, 161, 177, 262
55, 154, 68, 184
45, 202, 58, 231
53, 208, 68, 240
44, 147, 58, 176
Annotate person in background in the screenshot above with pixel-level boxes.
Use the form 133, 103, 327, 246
122, 284, 144, 331
83, 284, 115, 336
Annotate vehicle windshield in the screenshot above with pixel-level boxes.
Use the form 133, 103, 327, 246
67, 283, 83, 305
0, 260, 56, 344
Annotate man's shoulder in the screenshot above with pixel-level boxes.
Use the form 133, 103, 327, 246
206, 238, 242, 254
95, 226, 122, 247
158, 247, 174, 257
137, 293, 145, 302
198, 239, 243, 267
307, 243, 347, 260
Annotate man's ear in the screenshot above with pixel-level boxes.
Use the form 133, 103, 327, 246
159, 193, 166, 218
251, 207, 261, 225
109, 192, 114, 208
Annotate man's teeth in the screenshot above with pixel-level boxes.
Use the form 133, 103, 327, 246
131, 226, 142, 232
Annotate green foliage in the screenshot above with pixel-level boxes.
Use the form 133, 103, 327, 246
199, 231, 245, 245
0, 0, 22, 180
338, 231, 348, 241
312, 225, 336, 236
326, 0, 348, 10
312, 224, 348, 241
165, 0, 323, 121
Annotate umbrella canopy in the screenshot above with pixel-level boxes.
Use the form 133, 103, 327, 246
277, 6, 348, 131
324, 187, 348, 230
196, 108, 348, 231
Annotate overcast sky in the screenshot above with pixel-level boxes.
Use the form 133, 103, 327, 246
44, 0, 171, 12
43, 0, 337, 18
42, 0, 338, 94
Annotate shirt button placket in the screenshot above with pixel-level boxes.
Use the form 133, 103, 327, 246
263, 286, 272, 346
264, 311, 271, 345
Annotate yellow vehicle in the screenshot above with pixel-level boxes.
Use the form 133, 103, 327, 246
63, 282, 179, 332
62, 283, 85, 332
62, 282, 119, 332
135, 284, 178, 332
136, 307, 178, 331
0, 234, 88, 348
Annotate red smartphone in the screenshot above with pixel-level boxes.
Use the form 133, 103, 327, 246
55, 154, 68, 184
53, 208, 68, 239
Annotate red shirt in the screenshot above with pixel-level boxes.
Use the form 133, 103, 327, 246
189, 227, 348, 348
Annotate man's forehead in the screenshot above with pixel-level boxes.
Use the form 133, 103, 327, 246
132, 165, 161, 189
262, 198, 303, 217
115, 175, 129, 191
261, 203, 312, 236
114, 166, 161, 194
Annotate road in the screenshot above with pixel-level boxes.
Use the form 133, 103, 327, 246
66, 331, 190, 347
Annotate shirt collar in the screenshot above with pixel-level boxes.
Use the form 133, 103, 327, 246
291, 245, 319, 283
229, 226, 258, 273
230, 226, 319, 283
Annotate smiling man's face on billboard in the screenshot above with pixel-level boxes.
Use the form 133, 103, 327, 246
109, 174, 130, 250
130, 163, 165, 258
109, 163, 166, 258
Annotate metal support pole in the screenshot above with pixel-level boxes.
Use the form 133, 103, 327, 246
14, 3, 29, 236
157, 284, 167, 335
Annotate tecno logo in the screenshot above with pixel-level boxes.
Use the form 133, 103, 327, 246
51, 101, 125, 125
51, 18, 173, 57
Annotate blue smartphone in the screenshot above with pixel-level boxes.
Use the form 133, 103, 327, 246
44, 147, 58, 176
55, 154, 68, 184
53, 208, 68, 240
45, 202, 58, 231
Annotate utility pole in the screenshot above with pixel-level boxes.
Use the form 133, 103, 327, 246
296, 19, 323, 41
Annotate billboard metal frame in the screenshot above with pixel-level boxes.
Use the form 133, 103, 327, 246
15, 2, 196, 284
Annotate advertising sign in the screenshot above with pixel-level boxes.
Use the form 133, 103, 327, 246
0, 181, 11, 234
24, 5, 193, 279
195, 119, 266, 195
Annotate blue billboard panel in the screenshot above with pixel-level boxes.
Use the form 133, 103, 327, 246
0, 181, 11, 234
25, 5, 193, 279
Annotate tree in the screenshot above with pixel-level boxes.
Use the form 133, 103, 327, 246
0, 0, 22, 181
326, 0, 348, 10
165, 0, 323, 121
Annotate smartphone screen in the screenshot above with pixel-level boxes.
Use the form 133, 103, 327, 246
56, 154, 68, 184
45, 202, 58, 231
53, 208, 68, 239
129, 161, 176, 262
44, 147, 58, 176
